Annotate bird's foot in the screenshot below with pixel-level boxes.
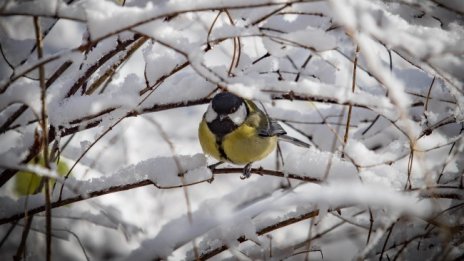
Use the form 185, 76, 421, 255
240, 163, 253, 179
207, 161, 223, 183
208, 161, 223, 170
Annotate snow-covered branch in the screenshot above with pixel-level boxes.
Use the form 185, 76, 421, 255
1, 0, 463, 259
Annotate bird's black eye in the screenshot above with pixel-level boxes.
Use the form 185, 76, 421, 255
212, 92, 244, 115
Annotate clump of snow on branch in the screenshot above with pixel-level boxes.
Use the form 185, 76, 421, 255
0, 0, 463, 260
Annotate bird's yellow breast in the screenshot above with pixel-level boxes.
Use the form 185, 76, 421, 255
198, 120, 221, 160
198, 119, 277, 165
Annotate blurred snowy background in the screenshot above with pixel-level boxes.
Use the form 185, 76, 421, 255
0, 0, 463, 260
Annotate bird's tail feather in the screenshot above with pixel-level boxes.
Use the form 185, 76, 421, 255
278, 135, 311, 148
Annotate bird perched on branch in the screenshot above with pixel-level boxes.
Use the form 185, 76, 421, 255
198, 92, 309, 179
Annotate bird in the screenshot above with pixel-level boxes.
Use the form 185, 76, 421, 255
198, 92, 310, 179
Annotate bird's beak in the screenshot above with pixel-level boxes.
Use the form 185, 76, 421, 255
219, 115, 227, 121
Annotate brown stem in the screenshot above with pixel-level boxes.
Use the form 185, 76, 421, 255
343, 45, 359, 147
34, 16, 52, 261
0, 60, 72, 133
66, 34, 141, 97
0, 167, 321, 225
197, 209, 322, 260
13, 215, 34, 261
86, 36, 148, 95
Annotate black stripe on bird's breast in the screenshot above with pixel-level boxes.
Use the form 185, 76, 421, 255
207, 118, 238, 137
215, 137, 230, 161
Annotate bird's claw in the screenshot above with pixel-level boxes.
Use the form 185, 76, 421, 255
240, 163, 253, 179
208, 161, 223, 170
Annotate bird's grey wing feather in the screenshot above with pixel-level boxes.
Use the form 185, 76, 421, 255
278, 135, 311, 148
258, 120, 287, 137
253, 113, 310, 147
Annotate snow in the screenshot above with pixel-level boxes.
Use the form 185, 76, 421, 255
0, 154, 211, 224
0, 0, 463, 260
345, 140, 399, 166
85, 1, 158, 41
48, 87, 139, 128
286, 27, 337, 51
1, 0, 86, 26
0, 79, 41, 114
284, 147, 357, 180
84, 0, 308, 41
128, 179, 430, 259
142, 43, 184, 86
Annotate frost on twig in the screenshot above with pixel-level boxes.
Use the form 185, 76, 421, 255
0, 0, 463, 260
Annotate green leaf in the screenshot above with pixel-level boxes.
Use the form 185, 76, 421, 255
14, 155, 70, 196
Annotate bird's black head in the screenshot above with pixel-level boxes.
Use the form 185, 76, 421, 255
205, 92, 247, 137
212, 92, 244, 115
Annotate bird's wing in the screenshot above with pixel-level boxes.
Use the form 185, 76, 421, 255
258, 119, 287, 137
278, 135, 311, 148
243, 99, 287, 137
259, 119, 311, 148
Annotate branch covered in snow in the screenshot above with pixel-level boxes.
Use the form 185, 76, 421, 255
0, 0, 463, 260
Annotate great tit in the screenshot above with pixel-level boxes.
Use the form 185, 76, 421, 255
198, 92, 309, 178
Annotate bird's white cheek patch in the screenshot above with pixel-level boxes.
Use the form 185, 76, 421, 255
205, 103, 217, 123
228, 103, 247, 125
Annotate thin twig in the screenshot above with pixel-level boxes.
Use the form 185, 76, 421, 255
13, 215, 34, 261
139, 61, 190, 96
205, 10, 223, 51
58, 116, 125, 200
295, 54, 312, 82
248, 3, 291, 26
379, 222, 395, 260
424, 76, 436, 112
197, 208, 323, 260
405, 147, 414, 190
0, 60, 72, 133
52, 229, 90, 261
86, 36, 148, 95
343, 45, 359, 152
34, 16, 52, 261
0, 220, 18, 248
66, 34, 142, 97
223, 9, 241, 76
303, 217, 315, 261
143, 116, 199, 259
367, 209, 374, 244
